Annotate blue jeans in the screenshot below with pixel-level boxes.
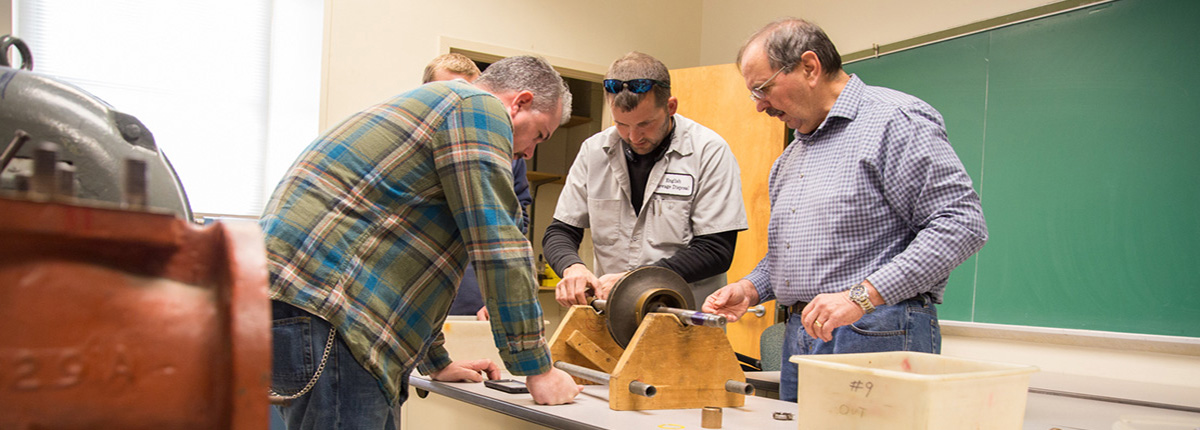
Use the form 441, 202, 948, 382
271, 301, 407, 429
779, 294, 940, 402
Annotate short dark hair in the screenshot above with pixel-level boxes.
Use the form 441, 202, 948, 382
605, 51, 670, 112
474, 55, 573, 125
737, 18, 842, 77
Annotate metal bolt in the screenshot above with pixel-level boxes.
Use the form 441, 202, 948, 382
56, 164, 76, 198
120, 122, 143, 141
32, 141, 59, 196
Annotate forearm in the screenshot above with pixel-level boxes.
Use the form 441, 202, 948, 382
542, 219, 586, 276
652, 230, 738, 283
873, 106, 988, 304
446, 96, 549, 376
868, 214, 986, 304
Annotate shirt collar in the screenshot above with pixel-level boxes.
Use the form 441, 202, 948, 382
605, 114, 691, 158
826, 73, 863, 123
796, 74, 863, 141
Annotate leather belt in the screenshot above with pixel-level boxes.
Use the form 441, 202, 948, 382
787, 301, 810, 315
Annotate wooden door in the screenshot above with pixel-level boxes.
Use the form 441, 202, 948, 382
670, 63, 785, 360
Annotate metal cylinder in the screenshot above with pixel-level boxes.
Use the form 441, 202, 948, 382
629, 380, 657, 398
724, 379, 755, 396
701, 406, 722, 429
590, 299, 608, 313
656, 306, 727, 328
553, 361, 656, 398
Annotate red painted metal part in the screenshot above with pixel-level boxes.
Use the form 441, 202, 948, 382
0, 196, 271, 430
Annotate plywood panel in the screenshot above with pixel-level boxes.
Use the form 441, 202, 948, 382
670, 63, 785, 358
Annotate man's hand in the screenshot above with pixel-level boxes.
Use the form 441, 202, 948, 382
429, 359, 501, 383
800, 280, 881, 342
475, 306, 489, 321
594, 271, 627, 300
702, 279, 759, 323
555, 263, 599, 307
524, 367, 583, 405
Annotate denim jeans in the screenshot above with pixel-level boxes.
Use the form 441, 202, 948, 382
271, 301, 407, 429
778, 294, 940, 402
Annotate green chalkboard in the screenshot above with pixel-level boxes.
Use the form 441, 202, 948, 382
845, 0, 1200, 337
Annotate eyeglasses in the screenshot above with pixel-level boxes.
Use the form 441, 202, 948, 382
603, 79, 670, 94
749, 64, 794, 101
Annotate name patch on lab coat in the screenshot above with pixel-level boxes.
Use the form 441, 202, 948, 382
655, 173, 694, 196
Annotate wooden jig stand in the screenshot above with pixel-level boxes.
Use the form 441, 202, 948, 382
547, 267, 752, 411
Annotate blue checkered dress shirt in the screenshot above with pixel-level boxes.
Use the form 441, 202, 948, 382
745, 75, 988, 306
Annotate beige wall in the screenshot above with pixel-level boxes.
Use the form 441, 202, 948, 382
319, 0, 702, 130
321, 0, 1089, 128
698, 0, 1063, 66
2, 0, 10, 36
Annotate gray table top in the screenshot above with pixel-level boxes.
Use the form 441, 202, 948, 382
409, 374, 799, 430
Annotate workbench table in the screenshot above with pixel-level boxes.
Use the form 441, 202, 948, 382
407, 374, 798, 429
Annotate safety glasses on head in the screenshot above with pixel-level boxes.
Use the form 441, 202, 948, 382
603, 79, 670, 94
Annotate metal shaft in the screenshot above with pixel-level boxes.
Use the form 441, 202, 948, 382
655, 306, 726, 328
593, 298, 726, 328
725, 379, 755, 396
0, 129, 30, 172
553, 361, 656, 398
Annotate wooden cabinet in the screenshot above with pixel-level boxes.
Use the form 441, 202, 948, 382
670, 63, 786, 359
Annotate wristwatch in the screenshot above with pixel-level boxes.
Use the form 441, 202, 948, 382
848, 283, 876, 314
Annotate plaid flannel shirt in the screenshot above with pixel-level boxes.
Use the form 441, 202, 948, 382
260, 81, 549, 402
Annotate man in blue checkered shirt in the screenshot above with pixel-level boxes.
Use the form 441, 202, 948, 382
703, 19, 988, 402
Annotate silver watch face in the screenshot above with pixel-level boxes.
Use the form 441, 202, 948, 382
849, 284, 873, 312
850, 284, 867, 301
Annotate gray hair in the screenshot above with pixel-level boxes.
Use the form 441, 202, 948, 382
605, 51, 671, 112
474, 55, 573, 125
737, 18, 842, 77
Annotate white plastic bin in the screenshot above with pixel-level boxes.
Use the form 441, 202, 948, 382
789, 351, 1038, 429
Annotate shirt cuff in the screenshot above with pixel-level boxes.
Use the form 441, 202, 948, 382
416, 344, 453, 376
866, 264, 909, 305
502, 344, 553, 377
744, 270, 774, 303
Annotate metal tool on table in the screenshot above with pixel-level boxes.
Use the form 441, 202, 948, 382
547, 266, 754, 411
